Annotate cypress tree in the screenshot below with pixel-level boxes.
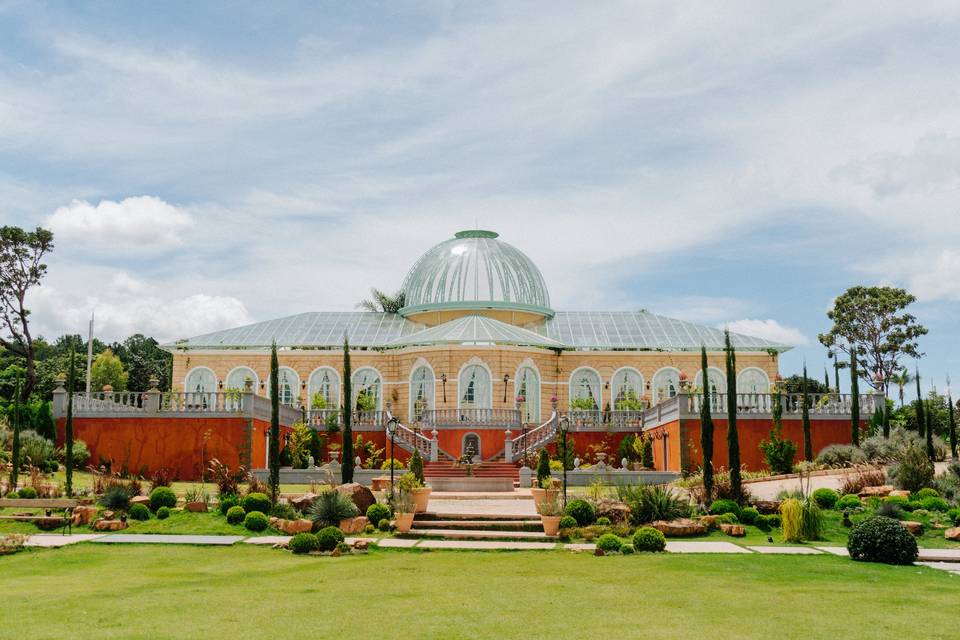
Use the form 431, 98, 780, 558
65, 343, 77, 496
341, 336, 354, 484
949, 392, 956, 460
833, 354, 840, 395
724, 330, 741, 502
915, 370, 925, 439
824, 367, 830, 392
926, 398, 935, 461
536, 448, 550, 485
849, 349, 860, 447
10, 376, 21, 491
801, 362, 813, 461
699, 346, 714, 503
269, 341, 280, 503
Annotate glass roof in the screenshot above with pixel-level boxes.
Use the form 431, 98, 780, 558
165, 310, 790, 352
399, 230, 553, 318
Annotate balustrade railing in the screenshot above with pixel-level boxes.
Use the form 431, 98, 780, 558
565, 409, 645, 431
684, 392, 881, 417
386, 413, 436, 460
72, 391, 148, 413
507, 411, 558, 463
421, 407, 521, 428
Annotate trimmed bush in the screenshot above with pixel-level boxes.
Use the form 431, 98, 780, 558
242, 492, 271, 514
378, 518, 391, 532
619, 543, 635, 555
947, 508, 960, 526
129, 503, 150, 521
709, 498, 741, 518
596, 533, 622, 553
921, 496, 950, 512
632, 526, 666, 552
564, 499, 596, 526
812, 488, 839, 510
149, 487, 177, 512
907, 500, 923, 511
835, 494, 862, 511
762, 514, 781, 528
156, 506, 171, 520
914, 487, 940, 500
718, 512, 738, 524
289, 532, 320, 554
884, 495, 909, 507
316, 525, 345, 551
891, 443, 935, 493
559, 515, 577, 529
226, 505, 246, 525
18, 487, 37, 499
219, 495, 239, 515
270, 503, 298, 520
5, 491, 17, 499
243, 511, 269, 532
596, 516, 611, 526
738, 507, 760, 525
366, 503, 391, 527
847, 515, 918, 565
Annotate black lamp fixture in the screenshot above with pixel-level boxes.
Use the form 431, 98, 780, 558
503, 373, 510, 402
440, 373, 447, 403
218, 379, 223, 390
386, 417, 398, 501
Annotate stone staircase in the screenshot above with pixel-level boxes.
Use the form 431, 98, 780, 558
403, 510, 554, 541
423, 461, 521, 483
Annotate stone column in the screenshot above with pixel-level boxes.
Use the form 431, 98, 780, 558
147, 376, 161, 414
52, 373, 67, 418
504, 429, 513, 464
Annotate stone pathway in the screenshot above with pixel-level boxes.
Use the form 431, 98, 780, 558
816, 546, 849, 556
747, 545, 822, 555
917, 561, 960, 576
665, 541, 752, 554
24, 534, 104, 548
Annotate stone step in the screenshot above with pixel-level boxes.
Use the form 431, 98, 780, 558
404, 528, 555, 541
416, 511, 534, 521
413, 519, 542, 531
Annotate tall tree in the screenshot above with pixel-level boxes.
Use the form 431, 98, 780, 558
65, 342, 77, 496
90, 348, 128, 391
818, 286, 927, 396
833, 352, 840, 394
949, 387, 957, 460
341, 336, 354, 484
823, 367, 830, 392
724, 330, 741, 502
849, 349, 860, 447
915, 370, 925, 439
0, 226, 54, 402
801, 363, 813, 461
356, 289, 406, 314
268, 341, 280, 503
890, 369, 911, 408
10, 375, 21, 490
699, 346, 714, 503
111, 334, 172, 391
926, 397, 935, 462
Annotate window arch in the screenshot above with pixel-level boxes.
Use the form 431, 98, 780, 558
184, 367, 216, 394
352, 367, 382, 412
409, 365, 435, 422
737, 368, 771, 394
652, 367, 680, 405
458, 363, 492, 409
694, 367, 727, 396
611, 367, 644, 411
569, 367, 601, 411
273, 367, 300, 406
515, 365, 541, 423
225, 367, 257, 392
308, 367, 340, 410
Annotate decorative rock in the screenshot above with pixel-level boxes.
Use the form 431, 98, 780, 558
888, 490, 911, 499
335, 483, 376, 515
93, 519, 128, 531
339, 516, 370, 534
289, 493, 317, 511
130, 496, 151, 506
945, 527, 960, 541
858, 485, 893, 498
277, 518, 313, 534
753, 501, 781, 514
594, 500, 631, 524
650, 519, 708, 537
185, 501, 208, 513
699, 515, 720, 530
331, 547, 342, 557
72, 505, 98, 526
900, 521, 923, 536
720, 523, 746, 537
102, 511, 115, 520
352, 540, 370, 551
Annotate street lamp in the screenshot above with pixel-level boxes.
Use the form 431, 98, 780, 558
386, 416, 398, 502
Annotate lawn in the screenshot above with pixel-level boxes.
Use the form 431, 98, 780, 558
1, 545, 958, 639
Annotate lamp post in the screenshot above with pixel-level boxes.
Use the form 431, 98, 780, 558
386, 416, 398, 502
559, 415, 569, 508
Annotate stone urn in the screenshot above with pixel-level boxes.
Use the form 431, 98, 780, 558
395, 512, 415, 534
541, 515, 562, 537
412, 487, 432, 513
328, 451, 340, 464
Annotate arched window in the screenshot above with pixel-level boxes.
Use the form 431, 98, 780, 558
274, 367, 299, 406
515, 366, 541, 423
225, 367, 257, 392
694, 368, 727, 396
569, 367, 601, 411
652, 368, 680, 405
459, 364, 491, 409
611, 368, 644, 411
409, 366, 434, 421
185, 367, 216, 394
737, 368, 771, 394
308, 368, 340, 410
352, 368, 382, 412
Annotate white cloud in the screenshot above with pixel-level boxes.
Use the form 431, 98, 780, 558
720, 319, 809, 346
865, 249, 960, 303
46, 196, 194, 251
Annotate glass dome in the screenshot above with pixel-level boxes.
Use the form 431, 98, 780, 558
399, 230, 553, 318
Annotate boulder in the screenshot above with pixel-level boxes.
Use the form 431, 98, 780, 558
185, 501, 208, 513
277, 518, 313, 535
339, 516, 370, 534
130, 496, 151, 506
335, 483, 376, 515
720, 523, 746, 537
888, 490, 911, 499
698, 515, 720, 530
93, 519, 128, 532
753, 500, 781, 514
102, 510, 115, 520
371, 477, 392, 492
352, 540, 370, 551
650, 518, 707, 537
289, 493, 318, 512
858, 485, 893, 498
595, 500, 631, 524
72, 505, 98, 526
945, 527, 960, 541
900, 521, 923, 536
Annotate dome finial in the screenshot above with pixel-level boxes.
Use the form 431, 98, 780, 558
454, 229, 499, 239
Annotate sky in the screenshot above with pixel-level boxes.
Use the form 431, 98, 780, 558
1, 1, 958, 396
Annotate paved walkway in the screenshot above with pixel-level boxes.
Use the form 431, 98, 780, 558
24, 534, 105, 548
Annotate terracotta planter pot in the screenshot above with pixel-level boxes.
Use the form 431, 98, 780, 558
541, 515, 562, 536
185, 502, 208, 513
412, 487, 432, 513
395, 512, 415, 533
530, 488, 545, 511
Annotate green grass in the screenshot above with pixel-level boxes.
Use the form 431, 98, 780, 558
38, 470, 329, 498
1, 545, 958, 639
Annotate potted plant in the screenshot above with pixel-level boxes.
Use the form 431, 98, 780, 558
184, 486, 209, 512
409, 449, 431, 513
394, 473, 419, 533
538, 494, 563, 536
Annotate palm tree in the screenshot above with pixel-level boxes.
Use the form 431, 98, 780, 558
356, 288, 406, 313
891, 369, 912, 408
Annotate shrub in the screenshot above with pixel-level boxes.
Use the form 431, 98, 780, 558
738, 507, 759, 525
226, 505, 246, 525
907, 500, 923, 511
564, 499, 596, 527
618, 484, 691, 525
780, 498, 823, 543
948, 508, 960, 526
409, 449, 425, 485
596, 516, 611, 526
718, 512, 738, 524
57, 440, 90, 469
762, 514, 781, 528
632, 526, 666, 552
835, 494, 862, 511
840, 467, 886, 495
18, 486, 38, 499
890, 443, 935, 493
812, 488, 839, 510
270, 503, 298, 520
99, 484, 136, 511
242, 492, 271, 514
156, 506, 171, 520
149, 487, 177, 512
219, 495, 239, 515
290, 532, 320, 554
759, 426, 796, 475
815, 444, 867, 468
847, 515, 918, 565
129, 503, 150, 521
884, 495, 910, 508
914, 487, 940, 500
308, 490, 358, 529
5, 491, 17, 499
619, 543, 635, 555
596, 533, 622, 553
18, 430, 56, 469
875, 501, 903, 520
559, 515, 578, 529
316, 525, 345, 551
709, 499, 741, 518
243, 511, 269, 532
536, 449, 551, 484
378, 518, 391, 532
366, 503, 391, 526
921, 496, 950, 513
